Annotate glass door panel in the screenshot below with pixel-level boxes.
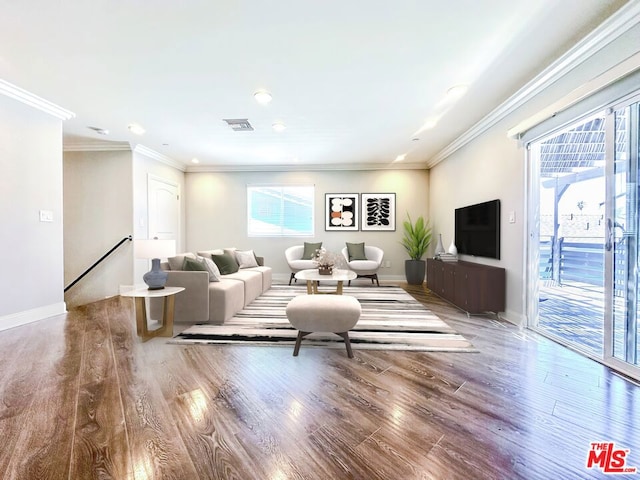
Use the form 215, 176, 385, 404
535, 115, 607, 357
609, 102, 639, 370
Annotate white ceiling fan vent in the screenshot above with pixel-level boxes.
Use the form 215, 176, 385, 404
223, 118, 254, 131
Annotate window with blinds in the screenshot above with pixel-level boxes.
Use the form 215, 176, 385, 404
247, 185, 314, 237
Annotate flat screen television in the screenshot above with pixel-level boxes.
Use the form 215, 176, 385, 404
454, 199, 500, 259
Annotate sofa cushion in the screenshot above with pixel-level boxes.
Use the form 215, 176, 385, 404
302, 242, 322, 260
167, 253, 196, 271
212, 253, 240, 274
197, 249, 224, 258
207, 279, 245, 324
224, 270, 263, 306
197, 255, 221, 282
244, 265, 273, 292
346, 242, 367, 261
236, 249, 259, 268
183, 256, 208, 272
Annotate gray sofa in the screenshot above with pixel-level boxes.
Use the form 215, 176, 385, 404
153, 248, 272, 324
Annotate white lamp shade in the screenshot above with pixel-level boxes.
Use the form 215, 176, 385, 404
135, 239, 176, 259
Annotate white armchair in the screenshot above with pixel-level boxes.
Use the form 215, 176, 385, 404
341, 245, 384, 286
285, 245, 319, 285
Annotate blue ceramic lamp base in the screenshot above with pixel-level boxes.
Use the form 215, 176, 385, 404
143, 258, 168, 290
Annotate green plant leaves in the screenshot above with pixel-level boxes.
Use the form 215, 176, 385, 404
401, 213, 432, 260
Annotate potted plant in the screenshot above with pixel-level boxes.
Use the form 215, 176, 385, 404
401, 213, 432, 285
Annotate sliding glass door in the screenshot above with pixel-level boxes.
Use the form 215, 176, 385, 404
532, 115, 607, 357
606, 98, 639, 376
528, 93, 640, 380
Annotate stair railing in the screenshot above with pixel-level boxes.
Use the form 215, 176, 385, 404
64, 235, 132, 292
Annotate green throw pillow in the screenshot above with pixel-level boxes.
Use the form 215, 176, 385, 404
211, 253, 240, 275
346, 242, 367, 261
302, 242, 322, 260
182, 256, 207, 272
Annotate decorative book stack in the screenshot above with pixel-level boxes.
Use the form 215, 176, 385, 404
436, 253, 458, 262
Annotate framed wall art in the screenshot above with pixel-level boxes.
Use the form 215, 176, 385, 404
361, 193, 396, 231
325, 193, 359, 231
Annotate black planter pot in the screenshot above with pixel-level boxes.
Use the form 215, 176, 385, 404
405, 259, 426, 285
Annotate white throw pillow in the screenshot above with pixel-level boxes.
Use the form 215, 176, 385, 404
235, 250, 259, 268
197, 255, 221, 282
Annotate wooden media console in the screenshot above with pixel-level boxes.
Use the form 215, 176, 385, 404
426, 258, 505, 316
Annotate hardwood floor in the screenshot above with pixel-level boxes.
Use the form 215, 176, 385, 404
1, 284, 639, 479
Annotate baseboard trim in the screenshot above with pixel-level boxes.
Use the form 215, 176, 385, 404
0, 302, 67, 332
499, 309, 525, 328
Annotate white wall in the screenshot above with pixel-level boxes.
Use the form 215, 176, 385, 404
0, 94, 66, 329
185, 168, 429, 281
63, 150, 134, 307
61, 148, 185, 303
429, 21, 640, 326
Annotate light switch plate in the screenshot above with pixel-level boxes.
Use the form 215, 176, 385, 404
39, 210, 53, 222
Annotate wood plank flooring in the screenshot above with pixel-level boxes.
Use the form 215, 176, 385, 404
1, 283, 639, 479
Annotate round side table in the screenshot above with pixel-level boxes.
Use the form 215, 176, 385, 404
121, 286, 185, 341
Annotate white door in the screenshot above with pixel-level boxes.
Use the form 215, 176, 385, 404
605, 97, 639, 379
148, 175, 180, 247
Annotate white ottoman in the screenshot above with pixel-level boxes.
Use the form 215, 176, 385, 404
285, 295, 362, 358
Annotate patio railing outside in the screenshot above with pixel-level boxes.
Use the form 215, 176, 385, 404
540, 236, 626, 296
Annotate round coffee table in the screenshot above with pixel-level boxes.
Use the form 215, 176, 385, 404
294, 268, 357, 295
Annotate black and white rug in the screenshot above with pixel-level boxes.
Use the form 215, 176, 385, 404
171, 285, 476, 352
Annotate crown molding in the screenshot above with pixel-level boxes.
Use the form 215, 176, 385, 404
426, 1, 640, 168
185, 161, 427, 173
507, 50, 640, 139
0, 79, 75, 120
133, 144, 186, 172
64, 141, 131, 152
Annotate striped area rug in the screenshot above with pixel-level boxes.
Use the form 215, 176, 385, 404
171, 285, 477, 352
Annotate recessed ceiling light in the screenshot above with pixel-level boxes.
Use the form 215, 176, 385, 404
415, 117, 438, 135
272, 122, 286, 132
446, 84, 469, 99
191, 158, 200, 164
254, 90, 273, 105
128, 123, 146, 135
395, 154, 407, 162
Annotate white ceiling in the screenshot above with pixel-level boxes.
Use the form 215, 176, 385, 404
0, 0, 629, 170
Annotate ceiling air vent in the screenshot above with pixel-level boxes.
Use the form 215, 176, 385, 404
223, 118, 254, 131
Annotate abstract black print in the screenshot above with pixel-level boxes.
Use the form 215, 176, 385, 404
361, 193, 395, 231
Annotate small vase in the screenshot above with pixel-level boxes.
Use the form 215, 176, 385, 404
434, 234, 446, 256
448, 241, 458, 255
143, 258, 168, 290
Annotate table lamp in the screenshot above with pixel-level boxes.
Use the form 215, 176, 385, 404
135, 238, 176, 289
